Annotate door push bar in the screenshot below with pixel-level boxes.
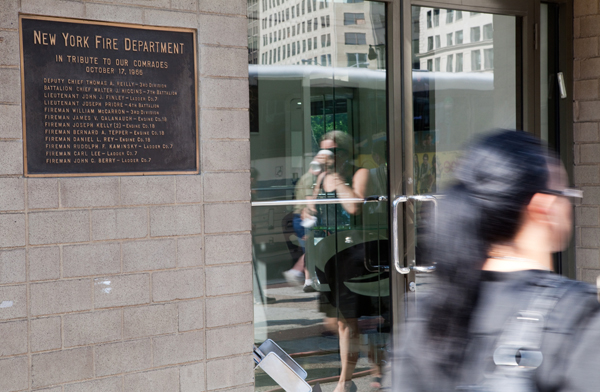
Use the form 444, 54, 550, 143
392, 195, 438, 275
254, 339, 322, 392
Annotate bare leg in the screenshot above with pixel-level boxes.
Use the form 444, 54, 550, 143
291, 254, 304, 272
334, 318, 359, 392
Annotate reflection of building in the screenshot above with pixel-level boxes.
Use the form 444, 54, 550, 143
248, 0, 261, 64
416, 8, 494, 73
252, 0, 385, 69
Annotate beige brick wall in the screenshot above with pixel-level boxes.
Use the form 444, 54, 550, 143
574, 0, 600, 283
0, 1, 252, 391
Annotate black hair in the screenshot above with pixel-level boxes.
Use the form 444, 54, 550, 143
423, 130, 552, 370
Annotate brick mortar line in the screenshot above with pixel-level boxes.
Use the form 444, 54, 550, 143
1, 234, 206, 249
201, 107, 250, 111
200, 107, 249, 111
200, 75, 248, 80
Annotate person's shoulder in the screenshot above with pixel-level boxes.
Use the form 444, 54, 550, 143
540, 274, 600, 331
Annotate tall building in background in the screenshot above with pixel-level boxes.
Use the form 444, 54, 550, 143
416, 8, 494, 73
255, 0, 385, 69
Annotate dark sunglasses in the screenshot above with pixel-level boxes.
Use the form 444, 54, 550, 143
539, 188, 583, 199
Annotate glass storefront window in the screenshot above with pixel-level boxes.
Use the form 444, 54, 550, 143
249, 1, 389, 391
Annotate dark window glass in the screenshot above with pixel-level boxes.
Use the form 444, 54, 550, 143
456, 30, 463, 44
471, 26, 481, 42
484, 48, 494, 69
347, 53, 368, 67
344, 13, 365, 25
345, 32, 367, 45
483, 23, 493, 40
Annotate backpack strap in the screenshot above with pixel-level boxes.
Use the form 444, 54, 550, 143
484, 277, 576, 392
456, 275, 576, 392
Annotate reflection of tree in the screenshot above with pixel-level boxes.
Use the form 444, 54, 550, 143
311, 115, 349, 150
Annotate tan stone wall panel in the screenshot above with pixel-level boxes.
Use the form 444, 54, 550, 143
0, 248, 26, 284
94, 339, 152, 377
0, 356, 28, 392
31, 279, 93, 316
0, 0, 252, 389
32, 347, 94, 388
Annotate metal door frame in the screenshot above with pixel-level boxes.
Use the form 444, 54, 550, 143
382, 0, 541, 387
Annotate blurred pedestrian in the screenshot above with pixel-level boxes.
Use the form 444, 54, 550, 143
396, 130, 600, 391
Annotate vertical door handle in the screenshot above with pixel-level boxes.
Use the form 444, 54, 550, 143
392, 196, 410, 274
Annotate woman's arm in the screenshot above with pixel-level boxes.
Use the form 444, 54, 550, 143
331, 168, 369, 215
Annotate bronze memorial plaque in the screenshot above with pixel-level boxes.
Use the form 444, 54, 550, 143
19, 15, 198, 176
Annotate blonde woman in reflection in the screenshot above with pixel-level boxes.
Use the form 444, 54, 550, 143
309, 131, 376, 392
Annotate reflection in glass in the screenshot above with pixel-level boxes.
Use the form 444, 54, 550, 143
411, 6, 518, 296
249, 1, 388, 391
412, 6, 517, 193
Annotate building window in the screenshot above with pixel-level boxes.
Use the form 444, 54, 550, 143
447, 32, 453, 46
307, 0, 312, 12
427, 11, 432, 29
302, 22, 305, 33
427, 36, 433, 51
427, 59, 433, 71
446, 10, 453, 24
456, 30, 463, 44
456, 10, 463, 20
302, 0, 305, 14
303, 40, 306, 52
471, 50, 481, 70
320, 0, 324, 9
307, 20, 312, 32
321, 34, 326, 47
314, 37, 317, 49
308, 38, 312, 50
292, 25, 295, 36
287, 44, 290, 57
345, 0, 364, 3
347, 53, 368, 68
321, 54, 327, 65
321, 16, 326, 28
456, 53, 463, 72
484, 48, 494, 69
433, 9, 440, 27
344, 13, 366, 25
314, 18, 318, 30
434, 57, 440, 71
269, 33, 272, 43
277, 47, 281, 62
326, 15, 330, 27
470, 26, 481, 42
345, 32, 367, 45
483, 23, 493, 40
471, 12, 480, 17
292, 6, 295, 18
327, 33, 331, 46
446, 54, 453, 72
292, 42, 296, 55
287, 27, 290, 37
286, 8, 290, 20
327, 53, 331, 65
435, 35, 440, 48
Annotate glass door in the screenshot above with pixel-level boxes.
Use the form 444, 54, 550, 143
390, 1, 537, 383
249, 1, 391, 391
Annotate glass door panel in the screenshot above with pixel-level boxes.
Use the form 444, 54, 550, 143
249, 1, 389, 391
407, 6, 520, 312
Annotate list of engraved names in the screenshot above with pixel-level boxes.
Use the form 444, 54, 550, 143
43, 78, 173, 165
